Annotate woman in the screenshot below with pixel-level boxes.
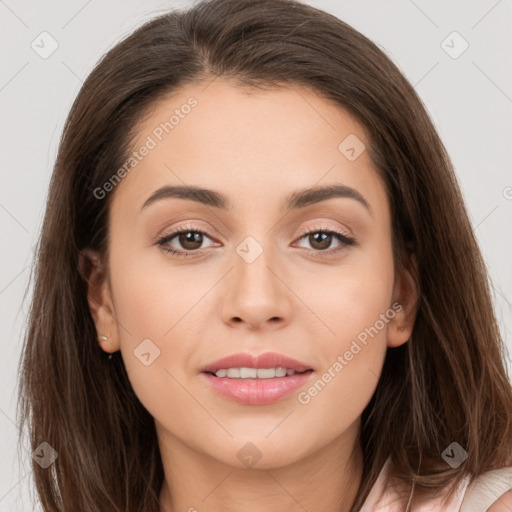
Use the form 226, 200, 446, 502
17, 0, 512, 510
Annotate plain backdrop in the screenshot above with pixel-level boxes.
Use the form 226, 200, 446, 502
1, 0, 511, 509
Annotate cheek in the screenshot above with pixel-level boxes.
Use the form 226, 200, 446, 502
293, 285, 392, 455
107, 246, 204, 410
109, 244, 207, 341
299, 232, 395, 356
293, 235, 394, 414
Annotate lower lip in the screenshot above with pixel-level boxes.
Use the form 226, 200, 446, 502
201, 371, 314, 405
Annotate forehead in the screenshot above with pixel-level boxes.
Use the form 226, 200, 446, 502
110, 79, 388, 220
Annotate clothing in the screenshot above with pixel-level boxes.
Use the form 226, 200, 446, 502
462, 465, 512, 511
359, 457, 512, 511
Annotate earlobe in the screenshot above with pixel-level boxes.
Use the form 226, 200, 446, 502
79, 248, 120, 353
387, 253, 419, 348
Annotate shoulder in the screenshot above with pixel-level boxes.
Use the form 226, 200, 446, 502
363, 458, 512, 512
461, 465, 512, 512
486, 489, 512, 511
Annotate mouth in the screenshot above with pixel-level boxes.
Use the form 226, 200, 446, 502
200, 352, 314, 405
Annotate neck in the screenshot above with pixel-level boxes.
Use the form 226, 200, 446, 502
158, 420, 364, 512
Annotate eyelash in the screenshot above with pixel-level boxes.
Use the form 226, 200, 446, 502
156, 222, 356, 259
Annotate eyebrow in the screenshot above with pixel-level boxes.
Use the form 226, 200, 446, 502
141, 183, 372, 217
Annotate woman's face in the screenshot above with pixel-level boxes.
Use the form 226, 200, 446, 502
86, 79, 417, 469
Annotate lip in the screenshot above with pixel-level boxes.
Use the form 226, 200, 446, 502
200, 352, 314, 405
201, 352, 313, 373
201, 371, 314, 405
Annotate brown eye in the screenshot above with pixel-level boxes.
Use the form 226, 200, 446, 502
295, 226, 356, 257
177, 231, 204, 251
307, 232, 333, 251
156, 224, 216, 257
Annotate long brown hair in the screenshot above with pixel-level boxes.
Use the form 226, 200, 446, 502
17, 0, 512, 510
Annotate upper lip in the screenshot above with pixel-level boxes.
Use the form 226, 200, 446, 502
201, 352, 314, 373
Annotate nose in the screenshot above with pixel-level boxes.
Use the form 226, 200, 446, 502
219, 240, 294, 331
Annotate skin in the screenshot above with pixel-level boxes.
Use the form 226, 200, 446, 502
487, 490, 512, 511
82, 79, 420, 512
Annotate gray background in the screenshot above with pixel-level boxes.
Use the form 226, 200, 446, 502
1, 0, 511, 509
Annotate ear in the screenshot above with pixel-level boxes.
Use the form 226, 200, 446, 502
387, 253, 419, 348
78, 248, 120, 354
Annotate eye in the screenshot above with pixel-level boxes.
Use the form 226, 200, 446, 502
156, 222, 217, 257
156, 223, 356, 259
294, 225, 356, 257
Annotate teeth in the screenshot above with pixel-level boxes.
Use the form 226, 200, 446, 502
275, 368, 287, 377
240, 367, 257, 378
214, 367, 298, 379
257, 368, 276, 379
